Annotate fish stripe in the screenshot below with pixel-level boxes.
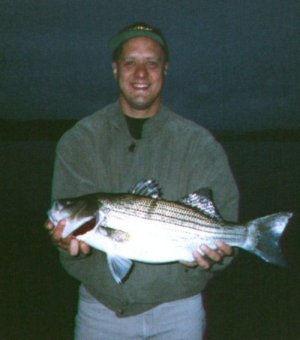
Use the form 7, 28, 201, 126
101, 196, 246, 241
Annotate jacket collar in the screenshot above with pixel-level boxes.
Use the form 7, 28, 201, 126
110, 100, 171, 139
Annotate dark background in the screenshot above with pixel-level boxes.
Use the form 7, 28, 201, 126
2, 0, 299, 131
1, 1, 300, 339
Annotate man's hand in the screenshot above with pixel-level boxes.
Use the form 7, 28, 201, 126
45, 219, 91, 256
183, 241, 233, 269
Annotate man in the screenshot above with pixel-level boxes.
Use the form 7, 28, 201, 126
47, 22, 239, 339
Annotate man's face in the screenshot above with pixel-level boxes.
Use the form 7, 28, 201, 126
112, 36, 168, 118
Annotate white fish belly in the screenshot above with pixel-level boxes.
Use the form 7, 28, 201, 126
99, 213, 209, 263
112, 228, 196, 263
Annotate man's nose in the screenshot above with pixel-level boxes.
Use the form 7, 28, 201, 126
134, 64, 148, 77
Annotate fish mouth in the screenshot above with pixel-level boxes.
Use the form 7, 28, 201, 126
72, 218, 97, 236
62, 216, 97, 238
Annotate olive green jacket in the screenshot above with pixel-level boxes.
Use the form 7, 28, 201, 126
52, 101, 239, 316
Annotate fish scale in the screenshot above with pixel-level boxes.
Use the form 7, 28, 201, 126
100, 195, 246, 245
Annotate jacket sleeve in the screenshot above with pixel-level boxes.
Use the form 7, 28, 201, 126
52, 128, 96, 200
188, 133, 239, 222
51, 128, 106, 283
187, 133, 240, 272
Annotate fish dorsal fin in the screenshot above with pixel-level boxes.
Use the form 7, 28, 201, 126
107, 254, 133, 284
131, 179, 162, 199
180, 189, 223, 221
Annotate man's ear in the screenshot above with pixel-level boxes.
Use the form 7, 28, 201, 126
112, 62, 118, 79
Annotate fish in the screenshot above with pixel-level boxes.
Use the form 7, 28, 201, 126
48, 179, 292, 284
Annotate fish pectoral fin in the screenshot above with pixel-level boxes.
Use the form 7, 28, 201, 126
107, 254, 133, 284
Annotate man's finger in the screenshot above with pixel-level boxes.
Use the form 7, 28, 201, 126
216, 241, 233, 256
80, 241, 91, 255
200, 245, 222, 262
52, 220, 66, 241
69, 239, 80, 256
45, 220, 54, 231
193, 249, 211, 269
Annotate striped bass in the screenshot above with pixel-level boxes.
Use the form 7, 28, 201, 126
48, 179, 292, 283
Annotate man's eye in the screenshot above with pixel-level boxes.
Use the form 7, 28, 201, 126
124, 60, 135, 66
148, 61, 159, 68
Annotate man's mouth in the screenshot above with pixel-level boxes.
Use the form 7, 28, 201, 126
132, 83, 149, 90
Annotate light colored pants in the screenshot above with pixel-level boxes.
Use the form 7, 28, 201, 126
75, 285, 206, 340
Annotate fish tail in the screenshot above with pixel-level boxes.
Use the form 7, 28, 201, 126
245, 212, 292, 266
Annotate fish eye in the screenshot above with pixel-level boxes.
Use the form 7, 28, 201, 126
63, 200, 73, 206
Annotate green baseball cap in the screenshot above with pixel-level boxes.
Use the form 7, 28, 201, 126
109, 22, 169, 60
